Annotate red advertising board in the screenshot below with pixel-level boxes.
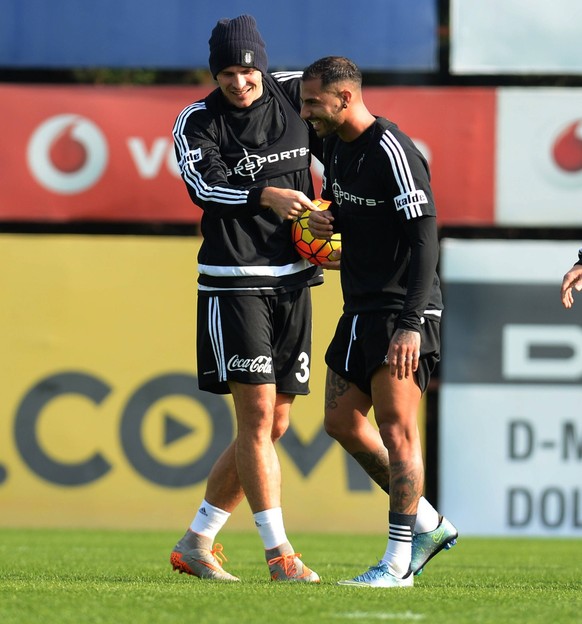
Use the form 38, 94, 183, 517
0, 85, 495, 225
364, 87, 496, 225
0, 85, 206, 222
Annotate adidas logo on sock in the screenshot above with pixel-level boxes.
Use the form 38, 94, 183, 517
200, 507, 208, 516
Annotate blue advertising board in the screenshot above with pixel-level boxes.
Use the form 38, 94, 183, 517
0, 0, 438, 71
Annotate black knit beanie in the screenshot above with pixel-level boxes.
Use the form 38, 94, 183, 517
208, 15, 268, 78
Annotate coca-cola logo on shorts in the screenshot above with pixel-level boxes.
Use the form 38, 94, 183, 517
227, 355, 273, 374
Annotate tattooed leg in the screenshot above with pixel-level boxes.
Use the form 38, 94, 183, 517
386, 458, 424, 515
323, 367, 394, 488
371, 365, 424, 516
351, 449, 391, 493
324, 368, 351, 411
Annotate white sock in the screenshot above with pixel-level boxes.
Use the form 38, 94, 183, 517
414, 496, 440, 534
189, 499, 231, 541
382, 512, 415, 578
253, 507, 288, 550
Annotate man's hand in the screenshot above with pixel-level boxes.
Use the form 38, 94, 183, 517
561, 264, 582, 309
319, 247, 341, 270
308, 209, 340, 269
385, 329, 421, 380
307, 207, 334, 239
260, 187, 315, 220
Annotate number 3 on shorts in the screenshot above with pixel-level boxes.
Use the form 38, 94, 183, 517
295, 352, 310, 383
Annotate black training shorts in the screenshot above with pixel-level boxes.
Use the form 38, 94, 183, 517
196, 288, 312, 395
325, 311, 441, 396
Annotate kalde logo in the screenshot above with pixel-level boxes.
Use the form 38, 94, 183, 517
27, 114, 108, 194
394, 190, 428, 220
227, 355, 273, 374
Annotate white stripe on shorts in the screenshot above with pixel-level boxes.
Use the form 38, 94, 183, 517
345, 314, 359, 372
208, 297, 227, 382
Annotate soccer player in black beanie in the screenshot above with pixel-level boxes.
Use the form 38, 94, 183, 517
169, 15, 324, 583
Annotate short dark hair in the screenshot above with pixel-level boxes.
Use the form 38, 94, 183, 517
302, 56, 362, 89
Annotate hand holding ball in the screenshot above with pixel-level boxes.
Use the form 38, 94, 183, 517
291, 199, 341, 266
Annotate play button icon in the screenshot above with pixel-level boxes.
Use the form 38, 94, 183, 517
164, 412, 195, 446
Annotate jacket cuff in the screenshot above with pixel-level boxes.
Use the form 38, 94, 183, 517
247, 187, 266, 215
396, 315, 422, 333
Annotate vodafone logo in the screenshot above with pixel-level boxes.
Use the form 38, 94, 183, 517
534, 116, 582, 188
552, 119, 582, 173
27, 114, 108, 194
533, 115, 582, 189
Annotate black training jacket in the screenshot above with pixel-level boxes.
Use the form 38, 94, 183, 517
321, 116, 443, 331
173, 72, 323, 295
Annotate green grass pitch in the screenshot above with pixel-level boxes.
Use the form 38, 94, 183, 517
0, 529, 580, 624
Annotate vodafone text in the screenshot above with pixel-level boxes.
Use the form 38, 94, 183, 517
127, 137, 180, 179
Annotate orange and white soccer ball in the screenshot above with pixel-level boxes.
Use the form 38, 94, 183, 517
291, 199, 341, 266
